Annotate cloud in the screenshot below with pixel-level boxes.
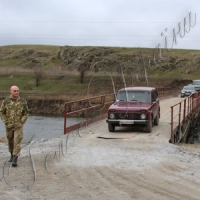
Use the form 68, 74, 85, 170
0, 0, 199, 49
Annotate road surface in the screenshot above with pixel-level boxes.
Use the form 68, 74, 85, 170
0, 97, 200, 200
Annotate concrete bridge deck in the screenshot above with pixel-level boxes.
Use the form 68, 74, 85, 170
59, 96, 200, 200
2, 97, 200, 199
81, 97, 184, 141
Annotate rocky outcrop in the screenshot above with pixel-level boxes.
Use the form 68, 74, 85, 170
0, 45, 199, 75
57, 46, 200, 76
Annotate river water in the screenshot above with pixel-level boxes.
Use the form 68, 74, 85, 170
0, 115, 83, 143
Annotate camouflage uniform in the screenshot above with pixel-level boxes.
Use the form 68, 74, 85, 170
0, 96, 29, 156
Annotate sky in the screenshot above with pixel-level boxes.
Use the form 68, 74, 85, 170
0, 0, 199, 50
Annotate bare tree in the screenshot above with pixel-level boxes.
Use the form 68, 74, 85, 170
34, 64, 43, 86
77, 60, 91, 83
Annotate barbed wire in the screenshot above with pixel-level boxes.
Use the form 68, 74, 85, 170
0, 11, 197, 194
2, 135, 36, 192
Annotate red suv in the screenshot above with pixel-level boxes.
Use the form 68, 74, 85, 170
106, 87, 160, 133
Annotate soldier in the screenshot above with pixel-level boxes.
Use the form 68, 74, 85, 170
0, 86, 29, 167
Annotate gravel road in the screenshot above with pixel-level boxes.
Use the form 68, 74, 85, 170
0, 97, 200, 200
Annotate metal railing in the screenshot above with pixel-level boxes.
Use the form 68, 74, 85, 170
64, 93, 115, 134
64, 87, 177, 134
170, 92, 200, 144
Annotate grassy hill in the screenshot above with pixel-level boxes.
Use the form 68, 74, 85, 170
0, 44, 199, 98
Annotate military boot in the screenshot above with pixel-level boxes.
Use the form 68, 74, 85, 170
12, 156, 18, 167
9, 154, 14, 162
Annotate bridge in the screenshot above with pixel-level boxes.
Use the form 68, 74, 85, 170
64, 88, 200, 144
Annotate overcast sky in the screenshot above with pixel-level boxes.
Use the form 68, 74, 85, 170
0, 0, 199, 50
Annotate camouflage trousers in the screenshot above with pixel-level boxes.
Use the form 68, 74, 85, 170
6, 127, 23, 156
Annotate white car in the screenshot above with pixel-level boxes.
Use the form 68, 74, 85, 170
192, 80, 200, 91
180, 85, 197, 98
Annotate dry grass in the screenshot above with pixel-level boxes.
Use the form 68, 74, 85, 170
0, 136, 7, 143
0, 45, 198, 98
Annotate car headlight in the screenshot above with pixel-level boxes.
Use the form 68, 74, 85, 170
140, 113, 146, 120
109, 113, 115, 119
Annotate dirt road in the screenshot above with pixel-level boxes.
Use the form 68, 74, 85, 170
1, 97, 200, 200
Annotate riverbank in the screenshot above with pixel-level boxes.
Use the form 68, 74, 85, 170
0, 96, 67, 116
27, 99, 65, 116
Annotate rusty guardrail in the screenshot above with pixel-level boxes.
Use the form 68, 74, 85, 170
64, 93, 115, 134
64, 87, 177, 135
170, 92, 200, 144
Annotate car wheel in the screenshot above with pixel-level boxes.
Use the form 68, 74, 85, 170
108, 123, 115, 132
146, 116, 152, 133
154, 113, 159, 126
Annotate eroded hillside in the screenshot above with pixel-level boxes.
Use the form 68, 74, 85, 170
0, 45, 200, 77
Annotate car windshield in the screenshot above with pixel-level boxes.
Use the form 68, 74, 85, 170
193, 80, 200, 85
116, 90, 151, 102
182, 86, 196, 91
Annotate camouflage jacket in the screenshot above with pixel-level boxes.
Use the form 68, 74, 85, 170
0, 95, 29, 129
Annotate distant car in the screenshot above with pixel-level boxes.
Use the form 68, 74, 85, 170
106, 87, 160, 133
180, 85, 197, 97
192, 80, 200, 91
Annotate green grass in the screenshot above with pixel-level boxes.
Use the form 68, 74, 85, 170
0, 44, 199, 97
0, 73, 114, 95
0, 59, 22, 67
0, 44, 60, 68
0, 72, 138, 97
0, 71, 197, 99
0, 44, 60, 52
